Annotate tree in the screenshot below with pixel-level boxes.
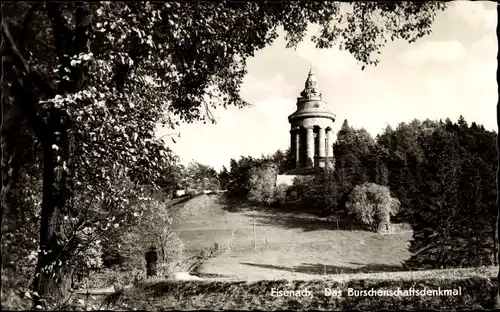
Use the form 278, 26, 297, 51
247, 165, 278, 206
184, 161, 220, 191
334, 121, 375, 186
331, 120, 377, 215
376, 119, 438, 222
405, 120, 497, 269
293, 168, 338, 216
226, 156, 262, 197
155, 159, 185, 197
346, 182, 400, 232
274, 184, 289, 205
2, 1, 447, 306
119, 198, 184, 276
217, 166, 231, 190
270, 148, 293, 174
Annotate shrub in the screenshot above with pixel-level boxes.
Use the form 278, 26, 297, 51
247, 166, 278, 206
286, 171, 338, 216
273, 184, 288, 204
346, 182, 400, 232
104, 198, 185, 279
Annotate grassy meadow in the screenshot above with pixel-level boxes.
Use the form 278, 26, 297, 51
171, 194, 413, 281
68, 194, 497, 310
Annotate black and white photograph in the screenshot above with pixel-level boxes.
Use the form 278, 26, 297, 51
1, 1, 499, 310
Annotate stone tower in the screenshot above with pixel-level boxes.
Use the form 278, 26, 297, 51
288, 68, 336, 170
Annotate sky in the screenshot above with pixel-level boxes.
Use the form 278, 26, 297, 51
158, 1, 498, 171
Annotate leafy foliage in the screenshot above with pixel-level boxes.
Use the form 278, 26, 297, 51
248, 166, 278, 206
376, 119, 439, 221
224, 149, 292, 198
226, 156, 264, 197
274, 184, 289, 205
346, 183, 400, 232
117, 198, 184, 276
288, 170, 338, 215
182, 161, 220, 192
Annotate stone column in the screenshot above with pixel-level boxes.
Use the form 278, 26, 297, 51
306, 126, 314, 167
318, 127, 326, 167
295, 130, 300, 168
326, 128, 333, 159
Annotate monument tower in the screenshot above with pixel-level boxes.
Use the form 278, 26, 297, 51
288, 68, 336, 170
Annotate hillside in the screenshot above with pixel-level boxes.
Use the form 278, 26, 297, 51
169, 194, 413, 281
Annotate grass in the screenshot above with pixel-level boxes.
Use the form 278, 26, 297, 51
65, 194, 498, 310
69, 265, 498, 310
111, 270, 498, 310
170, 194, 413, 280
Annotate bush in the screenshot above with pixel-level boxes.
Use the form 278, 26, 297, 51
171, 194, 214, 223
103, 198, 185, 280
346, 183, 400, 232
285, 171, 338, 216
247, 166, 278, 206
273, 184, 288, 204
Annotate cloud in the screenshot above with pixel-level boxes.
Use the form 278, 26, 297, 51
398, 40, 467, 66
296, 42, 359, 80
468, 35, 498, 59
255, 97, 294, 124
242, 74, 293, 98
452, 1, 497, 30
294, 24, 360, 80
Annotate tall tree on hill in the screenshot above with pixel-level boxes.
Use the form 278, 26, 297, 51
376, 119, 435, 223
334, 120, 375, 187
2, 1, 447, 305
405, 125, 462, 269
270, 149, 292, 174
405, 119, 497, 269
226, 156, 261, 197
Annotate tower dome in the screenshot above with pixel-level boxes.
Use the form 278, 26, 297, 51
305, 68, 318, 89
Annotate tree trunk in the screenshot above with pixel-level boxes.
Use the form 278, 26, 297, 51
3, 3, 90, 308
31, 4, 91, 306
32, 112, 74, 307
32, 129, 62, 305
494, 227, 498, 266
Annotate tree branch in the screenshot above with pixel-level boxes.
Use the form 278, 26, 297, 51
20, 3, 41, 54
69, 2, 92, 93
9, 71, 49, 140
46, 2, 72, 61
2, 21, 56, 99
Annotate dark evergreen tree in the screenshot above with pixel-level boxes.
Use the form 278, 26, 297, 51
405, 118, 497, 269
405, 126, 461, 269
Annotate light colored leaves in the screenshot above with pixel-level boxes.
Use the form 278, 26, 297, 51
346, 182, 400, 231
248, 166, 278, 206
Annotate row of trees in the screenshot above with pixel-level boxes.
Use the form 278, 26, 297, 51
219, 150, 291, 197
156, 161, 220, 196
